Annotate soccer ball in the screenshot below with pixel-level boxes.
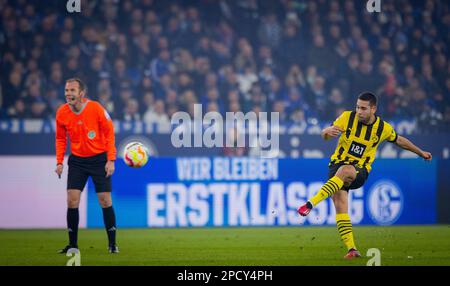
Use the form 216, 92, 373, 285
123, 142, 149, 168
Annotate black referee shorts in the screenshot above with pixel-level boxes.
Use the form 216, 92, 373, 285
67, 152, 112, 193
328, 162, 369, 191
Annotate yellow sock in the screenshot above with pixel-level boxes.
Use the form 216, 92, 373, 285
309, 176, 344, 206
336, 213, 356, 250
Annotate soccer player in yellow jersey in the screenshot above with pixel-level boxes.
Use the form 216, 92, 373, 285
297, 92, 432, 259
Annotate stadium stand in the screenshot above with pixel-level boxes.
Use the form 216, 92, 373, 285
0, 0, 449, 133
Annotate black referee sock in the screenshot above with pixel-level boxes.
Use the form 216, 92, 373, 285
67, 208, 79, 247
102, 206, 117, 246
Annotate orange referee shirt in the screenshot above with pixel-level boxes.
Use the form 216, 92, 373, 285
55, 99, 116, 164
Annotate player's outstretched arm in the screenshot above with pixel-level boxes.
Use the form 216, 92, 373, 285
395, 135, 432, 161
321, 126, 343, 140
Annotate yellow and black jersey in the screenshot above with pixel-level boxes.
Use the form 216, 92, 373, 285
330, 111, 398, 172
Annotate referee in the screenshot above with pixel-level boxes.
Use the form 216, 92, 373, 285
55, 78, 119, 254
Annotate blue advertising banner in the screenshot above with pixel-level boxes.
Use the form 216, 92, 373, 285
86, 158, 437, 228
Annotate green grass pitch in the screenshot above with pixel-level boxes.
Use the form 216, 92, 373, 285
0, 226, 449, 266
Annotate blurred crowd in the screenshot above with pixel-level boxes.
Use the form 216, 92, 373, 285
0, 0, 449, 133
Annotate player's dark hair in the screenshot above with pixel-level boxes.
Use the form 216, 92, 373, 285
358, 92, 377, 106
66, 78, 87, 94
